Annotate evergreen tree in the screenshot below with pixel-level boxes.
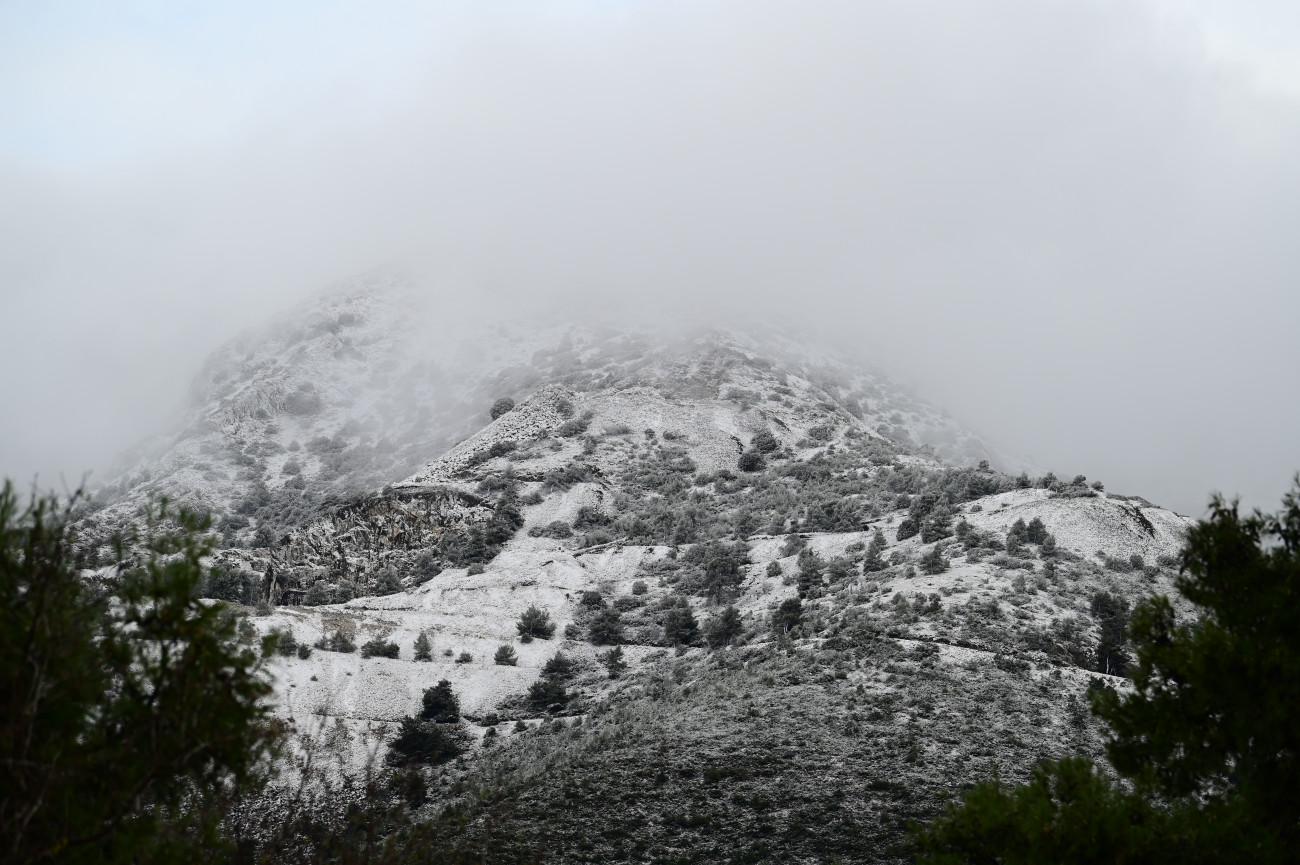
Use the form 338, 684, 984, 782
0, 484, 278, 865
516, 605, 556, 642
587, 608, 624, 645
493, 644, 518, 666
601, 646, 628, 678
413, 631, 433, 661
420, 680, 460, 723
663, 605, 699, 645
918, 481, 1300, 864
772, 597, 803, 634
704, 605, 744, 648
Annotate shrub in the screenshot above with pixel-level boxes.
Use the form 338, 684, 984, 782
467, 562, 485, 575
516, 605, 556, 642
704, 606, 743, 648
284, 384, 323, 416
303, 580, 331, 606
588, 608, 624, 645
371, 568, 402, 596
541, 652, 577, 680
296, 642, 312, 660
360, 638, 399, 659
772, 597, 803, 634
315, 630, 356, 653
490, 397, 515, 419
738, 451, 766, 473
766, 561, 783, 577
601, 646, 628, 678
528, 677, 569, 711
420, 680, 460, 722
455, 651, 473, 664
386, 717, 466, 767
413, 631, 432, 661
494, 644, 518, 666
557, 417, 591, 437
663, 605, 699, 645
631, 579, 648, 595
920, 545, 949, 575
274, 629, 298, 657
489, 440, 517, 458
751, 429, 779, 453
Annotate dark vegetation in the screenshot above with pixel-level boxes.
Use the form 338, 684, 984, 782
917, 482, 1300, 864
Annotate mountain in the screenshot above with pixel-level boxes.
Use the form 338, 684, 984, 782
78, 273, 1194, 863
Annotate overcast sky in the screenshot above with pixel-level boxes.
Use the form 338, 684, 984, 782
1, 0, 1297, 516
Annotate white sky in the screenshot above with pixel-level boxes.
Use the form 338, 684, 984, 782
1, 0, 1298, 516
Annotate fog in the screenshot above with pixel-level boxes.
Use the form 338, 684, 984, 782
2, 0, 1297, 516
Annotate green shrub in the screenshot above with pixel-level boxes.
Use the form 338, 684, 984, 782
386, 717, 467, 767
360, 638, 399, 659
315, 630, 356, 653
421, 680, 460, 723
0, 485, 278, 864
494, 644, 518, 666
413, 631, 432, 661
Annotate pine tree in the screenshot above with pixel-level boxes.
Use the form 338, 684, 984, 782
601, 646, 628, 678
413, 631, 432, 661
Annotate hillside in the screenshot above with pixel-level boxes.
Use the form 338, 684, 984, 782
78, 273, 1195, 863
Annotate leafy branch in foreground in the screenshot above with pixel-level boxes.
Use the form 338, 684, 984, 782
0, 483, 280, 865
916, 478, 1300, 864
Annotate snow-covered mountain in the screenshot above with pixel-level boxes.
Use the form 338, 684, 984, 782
78, 272, 1196, 863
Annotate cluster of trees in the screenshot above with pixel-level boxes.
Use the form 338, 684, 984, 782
917, 483, 1300, 863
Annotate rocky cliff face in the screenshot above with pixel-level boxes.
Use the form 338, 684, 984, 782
79, 273, 1197, 863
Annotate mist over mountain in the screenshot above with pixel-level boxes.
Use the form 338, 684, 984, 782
3, 0, 1299, 517
52, 273, 1210, 862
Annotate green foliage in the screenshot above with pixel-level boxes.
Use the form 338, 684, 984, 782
360, 638, 400, 659
0, 484, 278, 865
917, 481, 1300, 863
737, 451, 766, 473
420, 680, 460, 723
494, 644, 518, 666
527, 677, 569, 711
516, 605, 556, 642
917, 757, 1168, 864
315, 629, 356, 653
386, 716, 468, 767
